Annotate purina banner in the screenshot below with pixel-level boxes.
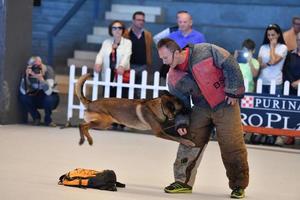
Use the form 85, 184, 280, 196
240, 93, 300, 136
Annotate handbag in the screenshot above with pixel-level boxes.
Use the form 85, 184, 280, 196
114, 69, 130, 83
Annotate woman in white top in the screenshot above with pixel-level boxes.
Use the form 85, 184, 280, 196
94, 20, 132, 97
258, 24, 288, 94
255, 24, 288, 146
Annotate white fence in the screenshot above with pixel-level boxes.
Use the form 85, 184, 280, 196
67, 65, 168, 120
67, 65, 300, 121
245, 79, 300, 96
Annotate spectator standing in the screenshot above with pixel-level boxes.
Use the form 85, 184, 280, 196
160, 11, 206, 78
168, 11, 205, 48
234, 39, 260, 144
19, 56, 59, 127
283, 32, 300, 96
153, 11, 193, 45
258, 24, 288, 94
235, 39, 260, 92
283, 16, 300, 51
94, 20, 132, 98
282, 32, 300, 145
256, 24, 288, 145
123, 11, 153, 98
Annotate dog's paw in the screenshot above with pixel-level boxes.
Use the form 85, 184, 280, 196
79, 138, 85, 145
87, 137, 93, 145
181, 139, 195, 147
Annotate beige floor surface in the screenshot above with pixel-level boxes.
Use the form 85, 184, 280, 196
0, 125, 299, 200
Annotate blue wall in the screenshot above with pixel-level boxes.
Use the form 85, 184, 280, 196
32, 0, 98, 69
111, 0, 300, 53
32, 0, 300, 69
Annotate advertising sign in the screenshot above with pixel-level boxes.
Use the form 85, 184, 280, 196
240, 93, 300, 136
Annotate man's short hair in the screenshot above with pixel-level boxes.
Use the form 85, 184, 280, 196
293, 16, 300, 24
176, 10, 192, 20
176, 10, 189, 15
157, 38, 181, 53
242, 39, 256, 51
28, 56, 42, 65
132, 11, 145, 20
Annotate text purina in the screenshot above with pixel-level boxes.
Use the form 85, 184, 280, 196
254, 98, 300, 111
241, 95, 300, 131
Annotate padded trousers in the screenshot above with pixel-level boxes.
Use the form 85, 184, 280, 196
173, 103, 249, 189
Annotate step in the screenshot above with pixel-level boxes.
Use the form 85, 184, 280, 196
77, 43, 101, 52
111, 4, 162, 15
32, 23, 53, 32
74, 50, 98, 60
93, 27, 109, 35
67, 58, 95, 69
32, 31, 48, 40
55, 74, 69, 94
87, 34, 109, 44
105, 11, 162, 23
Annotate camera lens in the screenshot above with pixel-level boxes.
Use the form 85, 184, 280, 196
31, 64, 41, 74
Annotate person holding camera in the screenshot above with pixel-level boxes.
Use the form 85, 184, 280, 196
19, 56, 59, 127
234, 39, 260, 93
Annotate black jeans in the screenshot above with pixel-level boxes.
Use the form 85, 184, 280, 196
19, 91, 59, 125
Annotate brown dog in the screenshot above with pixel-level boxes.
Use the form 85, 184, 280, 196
75, 73, 195, 147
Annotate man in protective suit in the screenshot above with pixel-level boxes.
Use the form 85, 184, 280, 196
157, 38, 249, 199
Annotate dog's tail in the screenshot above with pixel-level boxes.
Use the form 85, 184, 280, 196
75, 73, 92, 106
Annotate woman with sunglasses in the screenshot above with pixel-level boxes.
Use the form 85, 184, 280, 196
94, 20, 132, 98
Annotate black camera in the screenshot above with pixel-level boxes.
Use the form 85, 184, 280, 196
31, 64, 42, 74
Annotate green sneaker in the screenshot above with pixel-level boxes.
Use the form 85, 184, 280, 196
164, 181, 192, 193
231, 187, 245, 199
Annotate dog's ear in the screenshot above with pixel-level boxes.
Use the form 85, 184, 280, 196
160, 90, 172, 97
165, 101, 176, 113
161, 95, 176, 113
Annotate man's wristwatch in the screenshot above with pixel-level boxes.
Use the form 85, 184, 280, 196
266, 62, 271, 66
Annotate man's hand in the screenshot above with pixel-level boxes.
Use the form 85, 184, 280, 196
32, 73, 44, 81
225, 96, 238, 106
246, 51, 253, 63
26, 66, 33, 77
177, 128, 188, 136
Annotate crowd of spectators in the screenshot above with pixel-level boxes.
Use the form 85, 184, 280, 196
21, 10, 300, 146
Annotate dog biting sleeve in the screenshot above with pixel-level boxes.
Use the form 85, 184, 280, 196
175, 113, 190, 131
